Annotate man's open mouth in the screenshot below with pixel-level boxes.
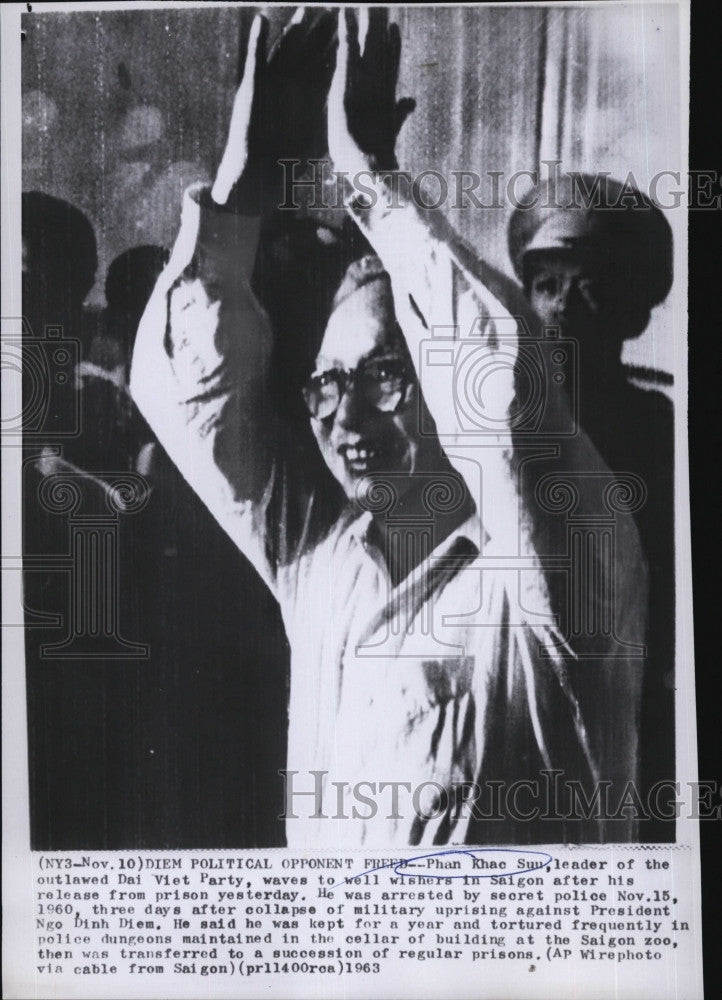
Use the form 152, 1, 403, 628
339, 442, 384, 473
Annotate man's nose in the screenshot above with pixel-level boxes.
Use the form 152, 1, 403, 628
334, 380, 368, 430
556, 278, 582, 316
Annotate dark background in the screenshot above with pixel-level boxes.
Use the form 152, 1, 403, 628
24, 466, 290, 849
689, 2, 722, 995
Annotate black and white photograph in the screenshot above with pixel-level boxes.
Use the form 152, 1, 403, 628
2, 2, 702, 997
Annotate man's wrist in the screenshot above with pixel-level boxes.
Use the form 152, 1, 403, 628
182, 183, 262, 277
340, 168, 413, 217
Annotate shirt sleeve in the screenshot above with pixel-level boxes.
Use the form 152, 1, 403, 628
129, 183, 325, 595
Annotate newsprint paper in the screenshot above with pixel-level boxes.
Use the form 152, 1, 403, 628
1, 1, 704, 998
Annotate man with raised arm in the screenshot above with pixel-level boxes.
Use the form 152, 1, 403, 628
131, 9, 648, 847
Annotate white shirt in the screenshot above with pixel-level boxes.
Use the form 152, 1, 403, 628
131, 181, 647, 847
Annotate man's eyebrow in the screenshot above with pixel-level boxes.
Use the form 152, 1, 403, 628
312, 345, 409, 373
363, 345, 408, 362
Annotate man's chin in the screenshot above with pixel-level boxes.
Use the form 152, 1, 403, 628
345, 470, 404, 514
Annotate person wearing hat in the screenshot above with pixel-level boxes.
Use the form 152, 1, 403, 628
509, 174, 675, 841
131, 11, 649, 846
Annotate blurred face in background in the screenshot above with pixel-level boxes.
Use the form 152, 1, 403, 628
22, 193, 97, 343
527, 251, 605, 336
525, 248, 648, 363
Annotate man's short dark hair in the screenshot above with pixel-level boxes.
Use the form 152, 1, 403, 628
22, 191, 98, 303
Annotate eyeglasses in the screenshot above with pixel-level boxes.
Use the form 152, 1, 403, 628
302, 356, 414, 421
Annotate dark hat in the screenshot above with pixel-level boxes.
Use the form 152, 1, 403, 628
105, 244, 169, 313
508, 173, 673, 307
22, 191, 98, 301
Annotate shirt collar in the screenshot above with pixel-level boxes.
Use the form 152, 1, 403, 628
347, 508, 488, 556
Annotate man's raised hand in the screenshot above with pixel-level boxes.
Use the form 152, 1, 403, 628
212, 8, 337, 213
211, 14, 267, 208
328, 8, 415, 177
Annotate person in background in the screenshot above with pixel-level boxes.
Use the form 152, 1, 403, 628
21, 190, 100, 584
68, 244, 169, 472
508, 174, 675, 841
21, 191, 97, 438
22, 202, 288, 848
22, 191, 98, 343
91, 245, 169, 383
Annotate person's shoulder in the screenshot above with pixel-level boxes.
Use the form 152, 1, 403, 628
623, 376, 674, 427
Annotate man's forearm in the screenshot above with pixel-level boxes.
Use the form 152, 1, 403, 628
129, 183, 281, 588
131, 183, 274, 497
